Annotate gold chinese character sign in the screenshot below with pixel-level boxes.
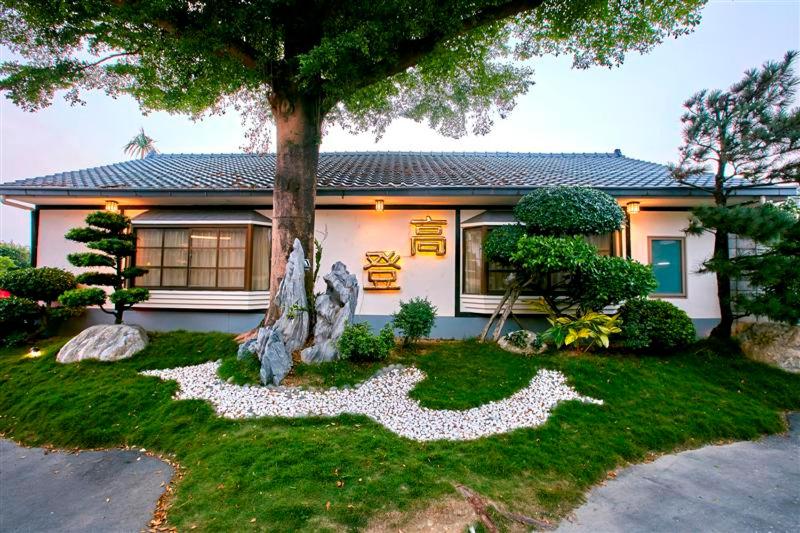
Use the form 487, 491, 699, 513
410, 216, 447, 256
363, 251, 402, 290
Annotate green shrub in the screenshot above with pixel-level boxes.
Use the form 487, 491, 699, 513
392, 297, 437, 345
0, 241, 30, 267
0, 267, 77, 304
0, 296, 41, 346
570, 256, 657, 313
0, 256, 16, 276
511, 235, 596, 276
514, 187, 624, 236
483, 224, 526, 264
617, 299, 696, 351
337, 322, 395, 361
505, 330, 529, 349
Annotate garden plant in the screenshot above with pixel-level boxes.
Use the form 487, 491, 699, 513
57, 211, 150, 324
391, 297, 438, 347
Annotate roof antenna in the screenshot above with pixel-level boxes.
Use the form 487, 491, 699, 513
613, 148, 622, 157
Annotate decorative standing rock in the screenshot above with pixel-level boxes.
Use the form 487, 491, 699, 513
57, 324, 148, 363
301, 261, 359, 363
271, 238, 309, 355
259, 328, 292, 385
237, 337, 258, 360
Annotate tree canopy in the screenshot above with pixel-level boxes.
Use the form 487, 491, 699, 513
2, 0, 705, 149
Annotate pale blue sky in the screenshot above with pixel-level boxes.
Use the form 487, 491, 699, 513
1, 0, 799, 244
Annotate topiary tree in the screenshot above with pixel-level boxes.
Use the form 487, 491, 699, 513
58, 211, 149, 324
479, 186, 655, 342
617, 298, 696, 352
0, 266, 81, 336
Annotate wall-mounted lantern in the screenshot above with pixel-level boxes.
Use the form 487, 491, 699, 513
105, 200, 120, 213
374, 199, 384, 212
626, 201, 640, 215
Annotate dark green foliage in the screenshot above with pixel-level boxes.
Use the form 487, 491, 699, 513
483, 224, 526, 264
617, 299, 696, 352
337, 322, 395, 361
511, 235, 596, 275
75, 272, 119, 287
87, 238, 136, 256
0, 256, 16, 276
0, 296, 40, 346
65, 211, 149, 324
58, 287, 107, 308
671, 52, 800, 338
514, 187, 624, 236
109, 288, 150, 306
1, 333, 799, 531
570, 257, 657, 314
391, 297, 438, 346
0, 267, 76, 304
66, 252, 116, 268
0, 241, 30, 267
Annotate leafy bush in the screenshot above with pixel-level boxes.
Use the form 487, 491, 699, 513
570, 256, 657, 313
617, 299, 696, 351
337, 322, 395, 361
0, 241, 30, 267
514, 187, 624, 236
511, 235, 596, 275
543, 311, 622, 351
484, 224, 526, 263
0, 267, 77, 304
0, 256, 16, 276
392, 297, 437, 346
0, 296, 41, 346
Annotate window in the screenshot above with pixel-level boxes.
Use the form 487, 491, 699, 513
462, 225, 619, 295
649, 237, 686, 297
134, 226, 271, 290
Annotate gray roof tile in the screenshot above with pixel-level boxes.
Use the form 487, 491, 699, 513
0, 151, 714, 192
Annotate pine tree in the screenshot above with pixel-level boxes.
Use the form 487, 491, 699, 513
58, 211, 149, 324
671, 51, 800, 338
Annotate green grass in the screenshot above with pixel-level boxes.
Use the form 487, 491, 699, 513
1, 332, 799, 531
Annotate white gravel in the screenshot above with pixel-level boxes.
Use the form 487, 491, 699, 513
141, 362, 602, 442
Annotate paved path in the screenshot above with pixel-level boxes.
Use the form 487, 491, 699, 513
0, 440, 172, 533
557, 413, 800, 533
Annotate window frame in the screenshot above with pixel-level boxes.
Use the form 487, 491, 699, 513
461, 223, 621, 296
647, 236, 687, 298
133, 224, 270, 291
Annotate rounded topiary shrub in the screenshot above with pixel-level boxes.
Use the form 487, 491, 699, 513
0, 296, 41, 346
338, 322, 395, 361
0, 267, 77, 304
514, 186, 625, 236
617, 299, 696, 352
392, 297, 438, 346
484, 224, 526, 264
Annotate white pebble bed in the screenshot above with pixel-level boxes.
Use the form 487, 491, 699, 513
141, 362, 602, 442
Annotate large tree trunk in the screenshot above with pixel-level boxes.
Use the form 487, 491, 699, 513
710, 228, 734, 339
266, 93, 322, 326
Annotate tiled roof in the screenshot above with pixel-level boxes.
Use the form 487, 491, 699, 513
0, 151, 722, 193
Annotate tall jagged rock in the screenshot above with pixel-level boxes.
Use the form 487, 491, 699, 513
271, 238, 310, 355
258, 327, 292, 385
301, 261, 359, 363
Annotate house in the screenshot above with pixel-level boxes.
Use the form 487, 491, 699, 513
1, 151, 794, 337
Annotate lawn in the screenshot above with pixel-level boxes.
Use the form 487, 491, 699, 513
1, 332, 799, 531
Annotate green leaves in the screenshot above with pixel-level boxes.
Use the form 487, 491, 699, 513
109, 287, 150, 306
514, 187, 624, 236
543, 309, 623, 351
483, 224, 526, 265
570, 257, 657, 314
0, 267, 77, 304
67, 252, 115, 268
58, 287, 107, 308
87, 238, 135, 256
75, 272, 120, 288
511, 235, 595, 275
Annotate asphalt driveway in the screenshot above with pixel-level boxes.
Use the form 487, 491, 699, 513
0, 440, 172, 533
557, 413, 800, 533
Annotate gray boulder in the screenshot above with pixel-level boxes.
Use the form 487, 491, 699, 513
57, 324, 148, 363
271, 238, 309, 355
736, 322, 800, 373
301, 261, 360, 363
237, 337, 258, 360
258, 328, 292, 385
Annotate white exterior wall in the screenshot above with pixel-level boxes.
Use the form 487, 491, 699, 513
37, 210, 94, 271
629, 211, 720, 319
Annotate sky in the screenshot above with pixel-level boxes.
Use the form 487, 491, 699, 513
1, 0, 799, 245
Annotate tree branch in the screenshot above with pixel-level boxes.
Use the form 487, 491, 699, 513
354, 0, 545, 90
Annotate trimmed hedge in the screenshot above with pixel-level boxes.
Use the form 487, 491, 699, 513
514, 187, 625, 236
0, 267, 77, 304
617, 298, 696, 352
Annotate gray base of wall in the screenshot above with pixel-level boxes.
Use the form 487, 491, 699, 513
77, 309, 720, 340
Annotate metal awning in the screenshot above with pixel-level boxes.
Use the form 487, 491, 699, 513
461, 210, 517, 227
131, 209, 271, 226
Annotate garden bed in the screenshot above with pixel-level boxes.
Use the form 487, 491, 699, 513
1, 332, 799, 531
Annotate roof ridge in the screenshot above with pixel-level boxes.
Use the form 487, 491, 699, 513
151, 151, 621, 157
